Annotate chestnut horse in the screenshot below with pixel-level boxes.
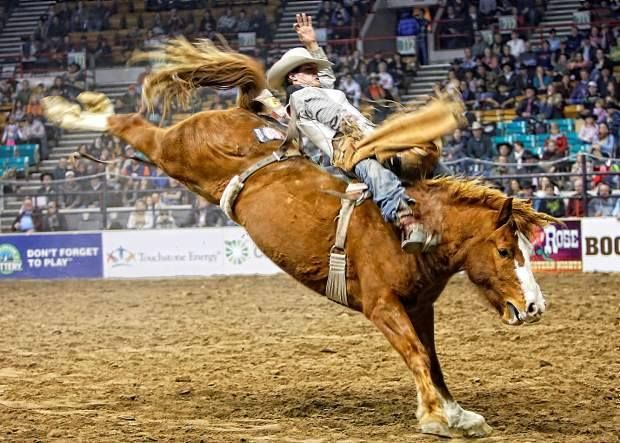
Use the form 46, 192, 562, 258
43, 39, 554, 438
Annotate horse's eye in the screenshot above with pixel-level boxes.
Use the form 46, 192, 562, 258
498, 248, 511, 259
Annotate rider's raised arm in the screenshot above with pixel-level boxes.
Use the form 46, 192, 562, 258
294, 13, 336, 89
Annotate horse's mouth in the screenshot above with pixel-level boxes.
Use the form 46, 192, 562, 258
504, 301, 523, 326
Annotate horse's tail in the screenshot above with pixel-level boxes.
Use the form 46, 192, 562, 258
131, 37, 267, 117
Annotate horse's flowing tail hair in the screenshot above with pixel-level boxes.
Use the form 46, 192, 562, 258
131, 37, 267, 117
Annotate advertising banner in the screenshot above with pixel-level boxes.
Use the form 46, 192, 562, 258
102, 228, 281, 278
530, 220, 582, 272
0, 233, 103, 279
581, 217, 620, 272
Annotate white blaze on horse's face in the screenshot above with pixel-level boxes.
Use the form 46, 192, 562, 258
507, 232, 546, 325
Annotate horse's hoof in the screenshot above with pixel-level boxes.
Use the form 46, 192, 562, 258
419, 418, 452, 438
454, 409, 493, 438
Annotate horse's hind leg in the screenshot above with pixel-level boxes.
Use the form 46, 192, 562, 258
366, 292, 452, 437
408, 305, 493, 438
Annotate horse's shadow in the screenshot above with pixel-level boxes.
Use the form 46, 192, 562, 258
196, 383, 601, 438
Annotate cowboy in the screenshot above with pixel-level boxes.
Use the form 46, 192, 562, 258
266, 13, 431, 253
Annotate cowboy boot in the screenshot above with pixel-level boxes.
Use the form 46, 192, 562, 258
397, 200, 432, 254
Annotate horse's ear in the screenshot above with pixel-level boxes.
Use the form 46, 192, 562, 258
496, 197, 513, 229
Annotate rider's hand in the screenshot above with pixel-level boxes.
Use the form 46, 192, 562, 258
294, 13, 319, 51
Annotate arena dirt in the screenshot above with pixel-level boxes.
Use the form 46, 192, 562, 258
0, 273, 618, 442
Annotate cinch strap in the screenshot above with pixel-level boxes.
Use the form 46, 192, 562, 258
325, 183, 368, 306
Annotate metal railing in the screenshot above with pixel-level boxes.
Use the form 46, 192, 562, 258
444, 153, 620, 216
0, 172, 233, 232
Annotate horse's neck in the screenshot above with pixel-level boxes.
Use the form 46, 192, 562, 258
425, 195, 496, 273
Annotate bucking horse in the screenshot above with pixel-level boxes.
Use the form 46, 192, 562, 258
42, 38, 555, 438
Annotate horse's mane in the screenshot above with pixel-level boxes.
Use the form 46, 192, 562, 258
424, 177, 557, 235
131, 37, 266, 118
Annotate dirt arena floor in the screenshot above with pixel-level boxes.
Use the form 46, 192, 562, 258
0, 273, 618, 443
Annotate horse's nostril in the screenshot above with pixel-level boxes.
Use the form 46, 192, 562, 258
527, 302, 537, 314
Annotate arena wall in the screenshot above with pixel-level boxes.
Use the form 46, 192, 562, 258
0, 219, 618, 280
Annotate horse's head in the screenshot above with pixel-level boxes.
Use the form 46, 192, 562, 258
465, 198, 546, 326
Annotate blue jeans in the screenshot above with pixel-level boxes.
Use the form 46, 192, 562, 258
354, 158, 406, 223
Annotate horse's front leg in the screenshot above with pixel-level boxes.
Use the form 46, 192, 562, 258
408, 304, 492, 438
366, 293, 451, 437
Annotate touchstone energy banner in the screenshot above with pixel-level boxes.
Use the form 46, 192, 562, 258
530, 220, 582, 272
581, 217, 620, 272
102, 227, 281, 278
0, 232, 103, 279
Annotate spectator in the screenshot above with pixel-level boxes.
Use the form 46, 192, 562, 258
217, 8, 237, 34
548, 28, 561, 52
588, 182, 617, 216
183, 196, 229, 227
397, 10, 419, 36
200, 9, 216, 32
516, 86, 539, 120
498, 63, 522, 95
161, 178, 184, 205
443, 128, 467, 162
250, 9, 268, 39
53, 157, 68, 180
592, 122, 617, 158
339, 73, 361, 108
1, 117, 23, 146
466, 121, 494, 160
35, 172, 57, 208
20, 114, 48, 160
438, 6, 466, 50
539, 84, 564, 120
578, 114, 598, 144
548, 122, 569, 155
237, 9, 251, 33
12, 198, 43, 232
507, 31, 526, 58
15, 80, 32, 106
532, 66, 551, 93
120, 84, 140, 113
566, 179, 587, 217
41, 200, 67, 231
61, 171, 83, 208
155, 208, 177, 229
127, 198, 154, 229
377, 62, 395, 96
537, 179, 566, 217
566, 26, 583, 53
471, 32, 487, 58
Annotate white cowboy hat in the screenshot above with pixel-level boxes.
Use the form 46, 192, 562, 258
267, 47, 332, 90
471, 121, 483, 130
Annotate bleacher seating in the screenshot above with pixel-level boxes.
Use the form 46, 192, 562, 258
491, 120, 588, 155
0, 144, 39, 166
0, 156, 30, 176
62, 0, 281, 65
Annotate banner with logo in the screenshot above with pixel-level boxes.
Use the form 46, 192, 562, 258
581, 217, 620, 272
102, 228, 281, 278
530, 220, 582, 272
0, 233, 102, 279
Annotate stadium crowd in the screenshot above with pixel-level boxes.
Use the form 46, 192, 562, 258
2, 0, 620, 233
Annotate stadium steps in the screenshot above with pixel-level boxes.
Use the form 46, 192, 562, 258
95, 82, 136, 99
534, 0, 584, 40
39, 131, 102, 172
0, 0, 56, 62
401, 63, 451, 106
272, 0, 322, 49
